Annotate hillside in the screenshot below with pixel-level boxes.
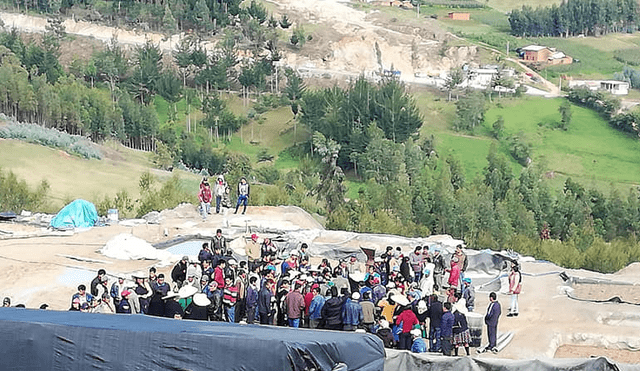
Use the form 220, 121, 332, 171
0, 138, 200, 211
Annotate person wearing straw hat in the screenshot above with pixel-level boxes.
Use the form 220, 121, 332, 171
185, 293, 210, 320
162, 291, 183, 319
178, 285, 199, 311
395, 295, 418, 350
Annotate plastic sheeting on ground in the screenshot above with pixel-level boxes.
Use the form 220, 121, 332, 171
564, 274, 640, 306
49, 199, 98, 229
100, 233, 176, 266
384, 349, 640, 371
0, 308, 385, 371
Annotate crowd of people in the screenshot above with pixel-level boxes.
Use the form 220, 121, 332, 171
3, 228, 523, 356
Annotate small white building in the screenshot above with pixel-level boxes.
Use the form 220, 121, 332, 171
460, 67, 515, 90
567, 80, 630, 95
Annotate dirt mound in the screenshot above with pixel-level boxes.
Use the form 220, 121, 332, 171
615, 262, 640, 279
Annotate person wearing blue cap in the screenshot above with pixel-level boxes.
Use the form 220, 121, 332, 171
461, 277, 475, 312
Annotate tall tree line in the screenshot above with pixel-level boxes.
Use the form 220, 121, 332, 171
509, 0, 640, 37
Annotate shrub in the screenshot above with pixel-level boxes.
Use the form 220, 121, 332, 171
254, 165, 280, 184
582, 237, 628, 273
507, 132, 531, 166
96, 189, 136, 219
257, 148, 275, 163
0, 118, 102, 160
0, 168, 50, 213
136, 172, 196, 217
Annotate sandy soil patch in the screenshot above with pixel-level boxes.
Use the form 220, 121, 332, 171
555, 345, 640, 364
572, 283, 640, 304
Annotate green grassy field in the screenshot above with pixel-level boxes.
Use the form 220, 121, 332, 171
0, 138, 199, 211
484, 97, 640, 191
485, 0, 561, 12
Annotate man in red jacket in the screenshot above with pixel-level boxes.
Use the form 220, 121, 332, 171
198, 181, 212, 221
396, 303, 419, 350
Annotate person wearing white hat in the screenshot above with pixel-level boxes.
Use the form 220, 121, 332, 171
178, 285, 199, 312
375, 319, 395, 348
184, 293, 210, 321
342, 292, 363, 331
162, 291, 183, 319
410, 328, 428, 353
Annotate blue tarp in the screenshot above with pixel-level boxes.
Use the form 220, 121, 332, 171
49, 199, 98, 229
0, 308, 385, 371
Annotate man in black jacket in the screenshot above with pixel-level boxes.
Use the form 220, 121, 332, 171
171, 256, 189, 288
321, 286, 344, 330
211, 229, 228, 256
90, 269, 106, 297
427, 294, 443, 352
258, 279, 275, 325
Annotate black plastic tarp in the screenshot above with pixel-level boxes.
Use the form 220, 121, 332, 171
0, 308, 385, 371
384, 349, 640, 371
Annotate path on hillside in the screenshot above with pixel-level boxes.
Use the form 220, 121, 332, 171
506, 57, 562, 96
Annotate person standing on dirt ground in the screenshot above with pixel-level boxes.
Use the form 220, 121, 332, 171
441, 302, 455, 356
234, 177, 250, 214
432, 248, 446, 292
482, 292, 501, 353
461, 277, 475, 312
214, 175, 227, 214
507, 263, 521, 317
454, 244, 468, 280
211, 229, 228, 256
198, 180, 212, 221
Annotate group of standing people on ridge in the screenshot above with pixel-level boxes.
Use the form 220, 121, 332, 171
197, 175, 251, 221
